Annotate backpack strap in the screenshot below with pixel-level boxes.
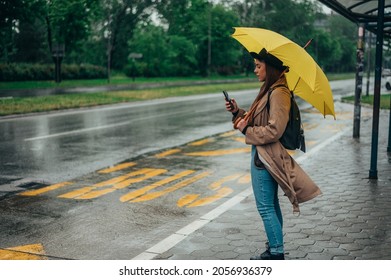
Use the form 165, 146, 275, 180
266, 84, 291, 112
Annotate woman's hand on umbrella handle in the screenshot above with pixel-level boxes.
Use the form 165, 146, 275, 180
225, 98, 238, 113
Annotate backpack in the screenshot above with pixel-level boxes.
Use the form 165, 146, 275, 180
266, 85, 306, 152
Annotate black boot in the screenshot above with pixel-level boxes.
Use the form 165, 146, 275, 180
250, 250, 285, 260
250, 243, 284, 260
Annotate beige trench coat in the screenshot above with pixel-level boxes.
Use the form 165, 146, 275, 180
233, 77, 321, 213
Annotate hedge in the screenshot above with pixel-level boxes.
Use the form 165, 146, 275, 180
0, 63, 106, 81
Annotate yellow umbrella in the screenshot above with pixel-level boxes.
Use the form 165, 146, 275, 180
232, 27, 336, 118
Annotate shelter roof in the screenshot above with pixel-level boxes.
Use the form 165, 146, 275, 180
319, 0, 391, 37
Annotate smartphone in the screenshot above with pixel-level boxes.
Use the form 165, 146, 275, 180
223, 90, 231, 102
223, 90, 234, 110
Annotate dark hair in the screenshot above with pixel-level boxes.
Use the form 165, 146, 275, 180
246, 59, 285, 124
252, 60, 285, 105
261, 63, 284, 94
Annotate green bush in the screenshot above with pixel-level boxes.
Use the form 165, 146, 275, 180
0, 63, 106, 81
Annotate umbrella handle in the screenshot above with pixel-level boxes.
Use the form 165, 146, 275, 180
303, 39, 313, 49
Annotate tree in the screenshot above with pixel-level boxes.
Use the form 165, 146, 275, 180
204, 4, 241, 75
0, 0, 46, 62
327, 14, 356, 72
128, 24, 170, 77
156, 0, 240, 76
101, 0, 156, 73
44, 0, 99, 58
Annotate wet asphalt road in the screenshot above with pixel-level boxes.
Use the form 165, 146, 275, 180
0, 90, 256, 184
0, 78, 362, 184
0, 78, 375, 260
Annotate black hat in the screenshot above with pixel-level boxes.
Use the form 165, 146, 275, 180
250, 48, 288, 72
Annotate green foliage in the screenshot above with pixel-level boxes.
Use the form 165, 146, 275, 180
0, 63, 106, 81
1, 0, 362, 80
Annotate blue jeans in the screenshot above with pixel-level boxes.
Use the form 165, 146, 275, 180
251, 146, 284, 254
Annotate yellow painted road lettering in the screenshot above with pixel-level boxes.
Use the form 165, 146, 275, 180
237, 173, 251, 184
233, 137, 245, 143
185, 147, 250, 157
129, 171, 210, 203
177, 194, 200, 207
19, 182, 73, 197
0, 243, 47, 260
120, 170, 195, 202
155, 149, 181, 158
177, 173, 244, 208
219, 131, 237, 137
188, 138, 213, 146
98, 162, 136, 174
182, 187, 233, 208
59, 168, 166, 199
209, 174, 242, 190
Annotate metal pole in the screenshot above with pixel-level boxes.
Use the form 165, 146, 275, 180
369, 0, 385, 179
207, 7, 212, 77
388, 95, 391, 152
366, 31, 372, 97
353, 24, 365, 138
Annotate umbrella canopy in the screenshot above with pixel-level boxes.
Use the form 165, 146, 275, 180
232, 27, 335, 118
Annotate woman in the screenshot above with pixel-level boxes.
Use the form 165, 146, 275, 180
226, 48, 321, 260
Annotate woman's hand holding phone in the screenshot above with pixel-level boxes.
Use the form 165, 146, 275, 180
223, 90, 238, 113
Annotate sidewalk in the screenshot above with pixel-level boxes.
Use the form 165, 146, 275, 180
144, 105, 391, 260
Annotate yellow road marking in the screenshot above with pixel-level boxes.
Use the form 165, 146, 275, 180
177, 173, 242, 208
58, 172, 144, 199
0, 243, 47, 260
184, 147, 250, 156
220, 131, 237, 137
19, 182, 72, 196
177, 194, 200, 207
233, 137, 245, 143
129, 171, 210, 203
120, 170, 195, 202
59, 168, 166, 199
209, 174, 242, 190
155, 149, 181, 158
238, 173, 251, 184
182, 187, 233, 208
77, 169, 166, 199
188, 138, 213, 146
98, 162, 136, 173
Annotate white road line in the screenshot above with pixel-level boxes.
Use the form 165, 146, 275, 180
132, 188, 253, 260
24, 110, 187, 141
24, 106, 217, 142
131, 125, 351, 260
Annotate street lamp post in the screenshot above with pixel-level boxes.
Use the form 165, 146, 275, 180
128, 52, 143, 81
52, 44, 65, 84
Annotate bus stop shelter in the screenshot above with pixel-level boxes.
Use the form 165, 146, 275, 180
318, 0, 391, 179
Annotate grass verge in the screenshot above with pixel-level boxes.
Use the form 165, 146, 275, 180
0, 75, 252, 90
0, 82, 259, 116
341, 94, 390, 109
